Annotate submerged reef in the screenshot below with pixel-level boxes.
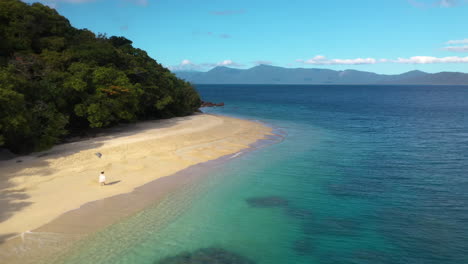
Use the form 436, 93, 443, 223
245, 196, 289, 208
156, 247, 255, 264
245, 195, 317, 256
292, 238, 314, 255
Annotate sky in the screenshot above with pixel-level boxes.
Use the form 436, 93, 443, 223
22, 0, 468, 74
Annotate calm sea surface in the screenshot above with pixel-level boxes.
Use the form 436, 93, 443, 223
54, 85, 468, 264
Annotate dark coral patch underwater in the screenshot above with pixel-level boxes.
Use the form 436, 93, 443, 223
245, 196, 289, 208
156, 247, 256, 264
292, 238, 315, 256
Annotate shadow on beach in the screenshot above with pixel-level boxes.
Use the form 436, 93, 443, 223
0, 186, 32, 241
105, 180, 121, 186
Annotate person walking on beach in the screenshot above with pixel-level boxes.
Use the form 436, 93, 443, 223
99, 171, 106, 186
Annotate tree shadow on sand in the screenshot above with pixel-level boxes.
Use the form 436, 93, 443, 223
0, 187, 32, 242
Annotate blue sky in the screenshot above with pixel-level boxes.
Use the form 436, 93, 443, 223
23, 0, 468, 74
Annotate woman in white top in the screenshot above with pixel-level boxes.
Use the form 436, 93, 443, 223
99, 171, 106, 186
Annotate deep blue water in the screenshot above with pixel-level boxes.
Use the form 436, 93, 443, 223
55, 85, 468, 264
198, 84, 468, 264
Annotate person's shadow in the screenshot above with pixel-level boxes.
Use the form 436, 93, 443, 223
106, 180, 121, 186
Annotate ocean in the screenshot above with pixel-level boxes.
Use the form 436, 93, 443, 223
52, 84, 468, 264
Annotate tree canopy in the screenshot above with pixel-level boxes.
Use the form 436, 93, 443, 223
0, 0, 201, 153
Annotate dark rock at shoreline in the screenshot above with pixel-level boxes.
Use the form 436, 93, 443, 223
245, 196, 289, 208
156, 247, 255, 264
201, 101, 225, 107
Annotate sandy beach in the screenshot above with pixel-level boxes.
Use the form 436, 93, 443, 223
0, 114, 272, 244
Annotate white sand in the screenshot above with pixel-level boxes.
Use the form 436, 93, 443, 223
0, 114, 272, 240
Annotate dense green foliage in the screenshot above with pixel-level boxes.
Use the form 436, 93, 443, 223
0, 0, 201, 153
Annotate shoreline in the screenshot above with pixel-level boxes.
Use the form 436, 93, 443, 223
1, 129, 284, 264
40, 129, 283, 235
0, 114, 273, 250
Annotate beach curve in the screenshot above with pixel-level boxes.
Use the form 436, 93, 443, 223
0, 114, 272, 243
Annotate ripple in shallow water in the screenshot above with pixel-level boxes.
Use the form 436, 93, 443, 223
284, 208, 314, 220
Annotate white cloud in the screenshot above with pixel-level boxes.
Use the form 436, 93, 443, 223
169, 59, 244, 71
216, 60, 243, 67
437, 0, 458, 7
442, 39, 468, 52
296, 55, 468, 65
446, 39, 468, 44
393, 56, 468, 63
181, 59, 193, 66
297, 55, 377, 65
443, 46, 468, 52
171, 54, 468, 72
168, 59, 200, 71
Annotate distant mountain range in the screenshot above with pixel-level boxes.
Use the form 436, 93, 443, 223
174, 65, 468, 85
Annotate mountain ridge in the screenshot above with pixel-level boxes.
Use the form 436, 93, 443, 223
174, 65, 468, 85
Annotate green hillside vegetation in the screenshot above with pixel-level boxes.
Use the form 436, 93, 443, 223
0, 0, 201, 153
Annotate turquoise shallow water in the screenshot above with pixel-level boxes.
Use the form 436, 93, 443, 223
53, 85, 468, 264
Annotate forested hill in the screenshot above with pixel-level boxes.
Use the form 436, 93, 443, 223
0, 0, 201, 153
